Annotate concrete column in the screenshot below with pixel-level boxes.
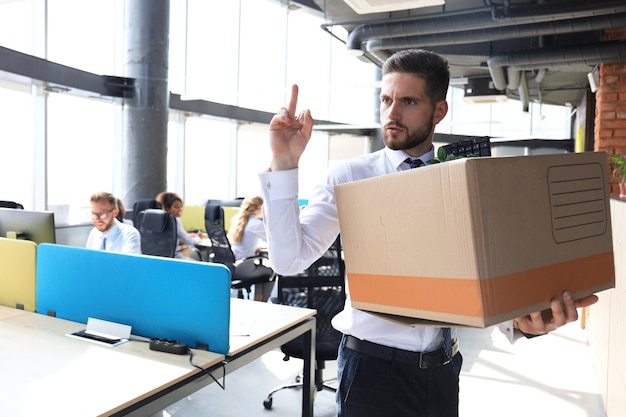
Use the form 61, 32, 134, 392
122, 0, 170, 207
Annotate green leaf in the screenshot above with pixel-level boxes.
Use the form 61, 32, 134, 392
611, 154, 626, 185
437, 146, 448, 161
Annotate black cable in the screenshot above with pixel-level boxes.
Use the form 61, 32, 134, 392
129, 338, 226, 390
188, 349, 226, 390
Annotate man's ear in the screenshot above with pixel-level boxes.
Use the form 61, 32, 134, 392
434, 100, 448, 125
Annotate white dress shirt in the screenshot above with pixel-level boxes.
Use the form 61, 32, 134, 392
86, 219, 141, 254
229, 215, 267, 261
260, 146, 516, 350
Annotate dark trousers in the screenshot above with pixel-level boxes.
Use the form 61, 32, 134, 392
336, 339, 463, 417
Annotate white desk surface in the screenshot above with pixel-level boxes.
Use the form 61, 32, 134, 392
0, 306, 223, 417
228, 298, 316, 355
0, 300, 316, 417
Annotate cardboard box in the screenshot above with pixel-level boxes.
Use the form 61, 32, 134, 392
335, 152, 615, 327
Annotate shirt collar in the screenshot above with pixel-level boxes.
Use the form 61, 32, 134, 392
384, 146, 435, 170
98, 219, 121, 238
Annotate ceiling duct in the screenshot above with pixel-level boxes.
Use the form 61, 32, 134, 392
364, 13, 626, 58
488, 40, 626, 91
346, 0, 626, 55
518, 71, 529, 112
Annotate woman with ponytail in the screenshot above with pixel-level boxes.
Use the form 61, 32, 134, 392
228, 195, 273, 301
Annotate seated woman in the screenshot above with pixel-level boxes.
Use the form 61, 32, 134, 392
156, 192, 205, 260
227, 195, 274, 302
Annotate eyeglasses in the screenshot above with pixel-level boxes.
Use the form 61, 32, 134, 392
91, 209, 114, 220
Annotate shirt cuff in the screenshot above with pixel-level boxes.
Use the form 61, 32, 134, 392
498, 319, 545, 343
498, 320, 519, 343
259, 168, 299, 200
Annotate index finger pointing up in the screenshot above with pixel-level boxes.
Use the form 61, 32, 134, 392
287, 84, 299, 118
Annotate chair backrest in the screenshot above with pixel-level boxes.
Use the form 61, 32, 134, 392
205, 203, 225, 230
135, 209, 177, 258
278, 235, 346, 360
205, 222, 236, 273
205, 199, 243, 232
207, 198, 243, 208
132, 199, 161, 222
0, 201, 24, 209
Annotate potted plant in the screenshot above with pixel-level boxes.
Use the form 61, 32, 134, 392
611, 153, 626, 198
427, 146, 479, 165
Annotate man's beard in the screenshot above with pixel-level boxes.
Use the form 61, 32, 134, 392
383, 116, 434, 151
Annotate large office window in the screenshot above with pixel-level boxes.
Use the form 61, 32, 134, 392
238, 0, 288, 111
47, 94, 117, 223
0, 83, 34, 208
0, 0, 32, 55
235, 124, 275, 198
47, 0, 120, 75
178, 0, 241, 103
440, 86, 572, 140
183, 116, 234, 203
0, 0, 574, 219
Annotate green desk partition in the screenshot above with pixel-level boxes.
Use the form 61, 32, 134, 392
181, 205, 206, 232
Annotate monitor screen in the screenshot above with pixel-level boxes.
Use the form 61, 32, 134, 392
0, 208, 56, 244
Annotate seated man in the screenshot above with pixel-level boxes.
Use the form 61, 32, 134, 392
86, 192, 141, 254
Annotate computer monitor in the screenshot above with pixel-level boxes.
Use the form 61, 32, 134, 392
0, 208, 56, 244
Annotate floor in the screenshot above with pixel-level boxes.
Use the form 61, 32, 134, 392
152, 318, 607, 417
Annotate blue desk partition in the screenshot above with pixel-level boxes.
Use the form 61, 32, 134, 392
0, 237, 37, 311
36, 244, 232, 354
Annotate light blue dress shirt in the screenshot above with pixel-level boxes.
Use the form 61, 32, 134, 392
86, 219, 141, 254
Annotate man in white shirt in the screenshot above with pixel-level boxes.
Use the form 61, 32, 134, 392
259, 49, 598, 417
86, 192, 141, 254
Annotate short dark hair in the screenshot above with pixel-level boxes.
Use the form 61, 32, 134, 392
90, 192, 117, 208
382, 49, 450, 103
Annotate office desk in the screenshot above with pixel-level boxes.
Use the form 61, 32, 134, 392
0, 306, 223, 417
0, 300, 316, 417
226, 298, 317, 417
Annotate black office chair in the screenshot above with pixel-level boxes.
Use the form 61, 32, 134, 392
204, 202, 225, 231
135, 209, 178, 258
0, 201, 24, 209
204, 199, 242, 232
263, 235, 346, 410
205, 207, 275, 299
131, 198, 161, 223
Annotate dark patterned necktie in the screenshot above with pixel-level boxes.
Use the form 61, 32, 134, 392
405, 156, 453, 359
404, 157, 424, 169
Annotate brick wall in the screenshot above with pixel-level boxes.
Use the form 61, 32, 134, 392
594, 29, 626, 196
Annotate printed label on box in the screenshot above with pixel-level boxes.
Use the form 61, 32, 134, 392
548, 162, 608, 244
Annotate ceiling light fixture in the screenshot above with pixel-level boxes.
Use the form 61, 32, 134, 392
587, 64, 599, 93
342, 0, 444, 14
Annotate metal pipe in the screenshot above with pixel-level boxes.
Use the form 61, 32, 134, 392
347, 0, 626, 55
488, 40, 626, 90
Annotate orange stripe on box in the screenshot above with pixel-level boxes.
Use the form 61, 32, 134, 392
347, 252, 614, 319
